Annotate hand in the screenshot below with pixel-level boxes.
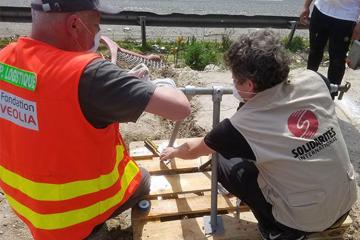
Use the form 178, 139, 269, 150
160, 147, 177, 161
299, 8, 310, 26
346, 58, 352, 68
128, 63, 150, 80
352, 22, 360, 40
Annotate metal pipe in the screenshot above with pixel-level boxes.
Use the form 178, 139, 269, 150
166, 95, 193, 165
168, 121, 182, 147
179, 86, 233, 96
210, 86, 223, 230
139, 16, 147, 48
179, 83, 350, 99
331, 82, 351, 100
167, 94, 194, 147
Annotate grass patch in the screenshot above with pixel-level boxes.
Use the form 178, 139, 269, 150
0, 37, 18, 49
283, 35, 309, 53
0, 35, 310, 70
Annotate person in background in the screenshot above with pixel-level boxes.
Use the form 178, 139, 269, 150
161, 29, 357, 240
0, 0, 190, 239
299, 0, 360, 95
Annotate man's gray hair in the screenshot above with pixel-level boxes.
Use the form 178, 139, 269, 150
225, 29, 290, 92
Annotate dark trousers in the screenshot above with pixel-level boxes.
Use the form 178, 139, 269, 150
308, 6, 355, 86
109, 167, 151, 217
86, 167, 150, 239
216, 156, 305, 235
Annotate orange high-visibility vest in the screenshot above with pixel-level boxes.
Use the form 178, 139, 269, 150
0, 37, 141, 240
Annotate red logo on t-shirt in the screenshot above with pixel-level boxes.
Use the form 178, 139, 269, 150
288, 110, 318, 139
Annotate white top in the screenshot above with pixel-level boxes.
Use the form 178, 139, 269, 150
315, 0, 360, 22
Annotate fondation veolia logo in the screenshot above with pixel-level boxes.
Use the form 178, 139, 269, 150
288, 109, 319, 139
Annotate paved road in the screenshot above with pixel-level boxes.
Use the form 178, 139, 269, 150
4, 0, 303, 16
0, 0, 306, 40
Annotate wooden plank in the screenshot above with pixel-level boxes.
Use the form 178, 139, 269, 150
148, 172, 211, 197
136, 156, 210, 175
129, 138, 203, 160
129, 139, 173, 160
130, 152, 154, 161
129, 141, 155, 160
133, 212, 352, 240
133, 212, 261, 240
132, 195, 249, 221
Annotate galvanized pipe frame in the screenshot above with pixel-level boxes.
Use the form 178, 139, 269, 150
180, 85, 231, 234
180, 86, 230, 234
209, 86, 224, 233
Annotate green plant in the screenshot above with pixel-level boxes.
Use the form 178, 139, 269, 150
221, 34, 233, 51
0, 36, 18, 49
116, 40, 141, 52
283, 36, 308, 53
184, 40, 218, 70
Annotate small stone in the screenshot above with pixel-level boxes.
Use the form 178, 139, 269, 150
204, 64, 220, 72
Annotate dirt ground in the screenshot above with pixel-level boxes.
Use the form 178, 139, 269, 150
0, 65, 359, 240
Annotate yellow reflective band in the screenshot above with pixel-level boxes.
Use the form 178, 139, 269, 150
6, 160, 139, 230
0, 145, 126, 201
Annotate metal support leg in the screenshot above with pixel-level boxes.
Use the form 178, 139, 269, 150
168, 121, 182, 147
165, 95, 193, 164
203, 86, 224, 235
235, 198, 241, 221
139, 16, 147, 48
337, 82, 351, 100
198, 158, 211, 171
163, 117, 182, 165
168, 94, 193, 147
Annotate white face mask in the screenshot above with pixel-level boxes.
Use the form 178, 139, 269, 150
232, 85, 245, 102
232, 81, 257, 102
78, 19, 101, 52
88, 30, 101, 53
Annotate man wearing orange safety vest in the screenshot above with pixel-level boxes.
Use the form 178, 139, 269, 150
0, 0, 191, 239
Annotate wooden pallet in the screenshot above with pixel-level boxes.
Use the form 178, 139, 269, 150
130, 138, 352, 240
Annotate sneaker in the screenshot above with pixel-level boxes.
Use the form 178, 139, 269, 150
258, 224, 307, 240
258, 224, 281, 240
279, 233, 306, 240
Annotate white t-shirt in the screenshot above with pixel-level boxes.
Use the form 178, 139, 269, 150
315, 0, 360, 22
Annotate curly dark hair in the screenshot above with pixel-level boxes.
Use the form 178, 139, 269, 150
224, 29, 290, 92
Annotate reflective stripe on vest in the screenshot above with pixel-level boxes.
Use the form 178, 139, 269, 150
1, 145, 140, 230
0, 145, 127, 201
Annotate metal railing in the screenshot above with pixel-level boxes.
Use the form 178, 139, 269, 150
0, 6, 306, 46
